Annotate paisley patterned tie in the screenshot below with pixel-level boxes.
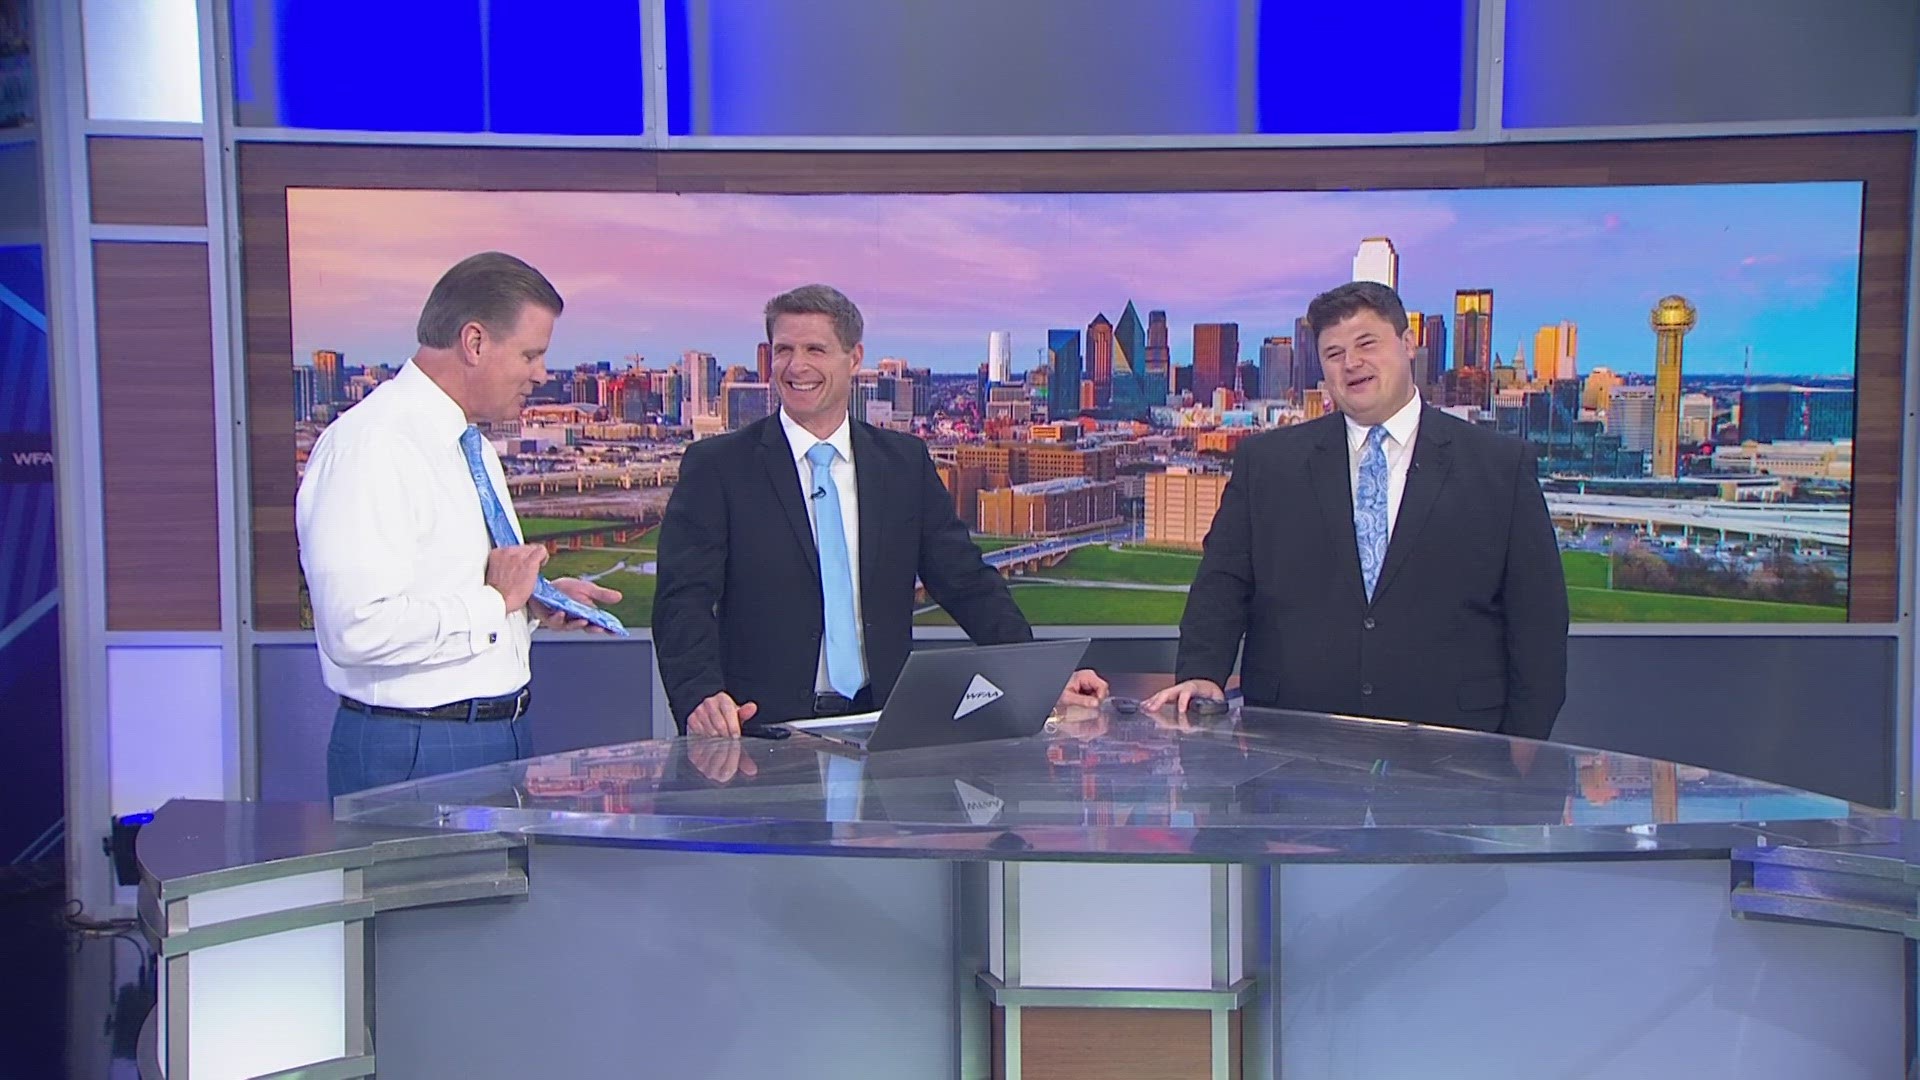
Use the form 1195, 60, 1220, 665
1355, 425, 1390, 602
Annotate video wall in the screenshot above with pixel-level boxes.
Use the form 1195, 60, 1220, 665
283, 179, 1865, 629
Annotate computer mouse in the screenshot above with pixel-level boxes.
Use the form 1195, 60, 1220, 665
1188, 695, 1230, 717
1110, 697, 1141, 715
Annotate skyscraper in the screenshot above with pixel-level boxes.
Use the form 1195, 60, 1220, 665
1047, 329, 1082, 422
1292, 317, 1321, 394
1421, 311, 1447, 382
1192, 323, 1239, 404
1353, 237, 1399, 288
312, 350, 344, 405
1112, 302, 1148, 417
683, 350, 718, 418
1259, 336, 1293, 399
292, 364, 317, 422
1650, 296, 1696, 479
1454, 290, 1492, 371
1146, 309, 1171, 390
755, 341, 773, 384
988, 331, 1013, 385
1086, 314, 1114, 405
1608, 386, 1655, 453
1533, 321, 1579, 382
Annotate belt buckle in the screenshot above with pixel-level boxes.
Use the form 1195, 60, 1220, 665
510, 689, 528, 721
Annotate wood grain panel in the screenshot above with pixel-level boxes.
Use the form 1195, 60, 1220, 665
238, 135, 1911, 627
95, 242, 221, 630
88, 137, 208, 226
992, 1006, 1239, 1080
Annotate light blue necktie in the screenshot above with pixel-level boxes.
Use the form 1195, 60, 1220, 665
806, 442, 865, 697
458, 426, 628, 636
1354, 425, 1390, 602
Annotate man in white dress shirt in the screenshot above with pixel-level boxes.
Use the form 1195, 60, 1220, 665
298, 252, 621, 797
1148, 280, 1568, 739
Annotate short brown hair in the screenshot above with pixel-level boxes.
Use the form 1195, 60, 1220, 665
1306, 281, 1409, 335
416, 252, 564, 349
764, 284, 864, 350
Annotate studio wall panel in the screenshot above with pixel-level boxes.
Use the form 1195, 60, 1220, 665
81, 0, 204, 123
94, 241, 220, 630
87, 136, 207, 227
1504, 0, 1920, 128
107, 644, 225, 815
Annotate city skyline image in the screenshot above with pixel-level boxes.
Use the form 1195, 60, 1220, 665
289, 183, 1861, 381
285, 181, 1864, 628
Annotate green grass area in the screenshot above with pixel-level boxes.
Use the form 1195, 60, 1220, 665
1561, 550, 1610, 590
539, 548, 649, 580
518, 515, 625, 538
916, 584, 1189, 626
1567, 586, 1843, 623
1044, 545, 1203, 587
595, 570, 657, 628
971, 536, 1027, 553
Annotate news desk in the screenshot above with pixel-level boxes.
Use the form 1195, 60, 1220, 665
136, 678, 1914, 1079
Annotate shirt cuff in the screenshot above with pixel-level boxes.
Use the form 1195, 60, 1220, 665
458, 585, 513, 655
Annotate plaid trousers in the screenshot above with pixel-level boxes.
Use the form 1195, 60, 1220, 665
326, 703, 530, 798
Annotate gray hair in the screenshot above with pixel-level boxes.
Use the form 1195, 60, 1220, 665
764, 284, 864, 350
417, 251, 564, 349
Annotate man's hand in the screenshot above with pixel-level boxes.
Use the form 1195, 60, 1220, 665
1056, 668, 1108, 709
486, 544, 550, 612
533, 577, 623, 632
688, 736, 759, 784
1143, 678, 1227, 715
688, 691, 757, 738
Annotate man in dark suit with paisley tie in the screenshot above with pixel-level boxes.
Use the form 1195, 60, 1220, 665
1149, 281, 1568, 740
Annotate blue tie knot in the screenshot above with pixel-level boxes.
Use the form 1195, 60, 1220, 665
807, 441, 838, 469
1365, 425, 1388, 451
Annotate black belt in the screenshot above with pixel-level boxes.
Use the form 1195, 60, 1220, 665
341, 687, 531, 722
812, 688, 873, 717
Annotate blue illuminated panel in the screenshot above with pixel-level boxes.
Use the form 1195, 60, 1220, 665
232, 0, 644, 134
259, 0, 484, 131
488, 0, 646, 135
1257, 0, 1471, 134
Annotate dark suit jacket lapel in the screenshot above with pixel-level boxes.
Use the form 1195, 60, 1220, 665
848, 420, 886, 626
1372, 408, 1453, 604
1307, 421, 1367, 610
757, 417, 821, 586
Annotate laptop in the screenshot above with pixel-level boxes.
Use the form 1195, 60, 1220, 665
783, 638, 1091, 753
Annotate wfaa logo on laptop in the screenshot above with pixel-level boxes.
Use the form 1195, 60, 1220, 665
953, 675, 1004, 720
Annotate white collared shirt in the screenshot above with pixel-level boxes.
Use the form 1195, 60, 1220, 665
296, 361, 535, 708
779, 408, 868, 693
1344, 392, 1423, 539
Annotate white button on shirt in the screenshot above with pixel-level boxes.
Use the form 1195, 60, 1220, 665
1344, 392, 1423, 540
296, 361, 535, 708
779, 409, 869, 694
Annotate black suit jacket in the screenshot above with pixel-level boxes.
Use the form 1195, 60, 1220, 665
1175, 407, 1569, 739
652, 415, 1033, 731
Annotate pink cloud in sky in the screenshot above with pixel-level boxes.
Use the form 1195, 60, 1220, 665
288, 188, 1458, 370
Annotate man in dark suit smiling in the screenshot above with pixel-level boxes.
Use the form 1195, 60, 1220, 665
1148, 281, 1568, 740
653, 284, 1106, 736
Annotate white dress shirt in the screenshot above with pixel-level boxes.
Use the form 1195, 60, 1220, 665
779, 409, 869, 694
296, 361, 535, 708
1344, 391, 1423, 540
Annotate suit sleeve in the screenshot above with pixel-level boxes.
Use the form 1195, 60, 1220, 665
1175, 448, 1255, 688
914, 446, 1034, 646
650, 442, 729, 731
1499, 446, 1569, 740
